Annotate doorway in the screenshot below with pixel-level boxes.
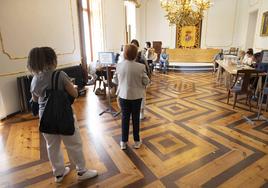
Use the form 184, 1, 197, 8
245, 10, 258, 50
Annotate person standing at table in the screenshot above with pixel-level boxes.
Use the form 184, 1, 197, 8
112, 44, 150, 150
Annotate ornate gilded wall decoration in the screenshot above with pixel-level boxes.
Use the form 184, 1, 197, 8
176, 23, 201, 48
260, 11, 268, 37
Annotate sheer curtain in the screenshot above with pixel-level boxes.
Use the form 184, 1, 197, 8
125, 2, 136, 41
90, 0, 104, 61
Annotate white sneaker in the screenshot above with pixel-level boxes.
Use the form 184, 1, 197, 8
120, 141, 127, 150
140, 112, 145, 120
77, 169, 98, 181
133, 140, 142, 149
55, 166, 70, 183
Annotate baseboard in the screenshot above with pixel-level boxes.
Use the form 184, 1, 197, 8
0, 111, 21, 121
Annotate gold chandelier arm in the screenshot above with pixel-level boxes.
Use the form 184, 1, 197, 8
160, 0, 211, 26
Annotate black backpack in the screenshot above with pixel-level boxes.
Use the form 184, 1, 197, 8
39, 71, 75, 135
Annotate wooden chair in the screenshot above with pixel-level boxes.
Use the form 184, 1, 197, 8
229, 47, 239, 56
227, 69, 259, 111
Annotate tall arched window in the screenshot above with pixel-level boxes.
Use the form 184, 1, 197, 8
78, 0, 104, 64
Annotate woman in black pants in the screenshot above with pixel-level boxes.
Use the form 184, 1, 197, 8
112, 44, 150, 149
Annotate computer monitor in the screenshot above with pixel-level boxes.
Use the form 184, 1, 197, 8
98, 52, 115, 65
260, 50, 268, 63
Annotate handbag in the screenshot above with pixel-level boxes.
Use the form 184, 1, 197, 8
39, 71, 75, 135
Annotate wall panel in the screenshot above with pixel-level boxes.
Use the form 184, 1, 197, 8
0, 0, 81, 117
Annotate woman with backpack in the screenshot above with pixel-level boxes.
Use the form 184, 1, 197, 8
28, 47, 97, 183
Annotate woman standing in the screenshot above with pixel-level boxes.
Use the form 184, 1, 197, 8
113, 44, 150, 149
28, 47, 97, 183
130, 39, 150, 119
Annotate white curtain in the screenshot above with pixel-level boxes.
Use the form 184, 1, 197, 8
90, 0, 104, 61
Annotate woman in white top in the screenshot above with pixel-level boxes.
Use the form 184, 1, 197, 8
243, 50, 254, 66
112, 44, 150, 150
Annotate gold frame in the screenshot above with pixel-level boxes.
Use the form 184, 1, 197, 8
260, 11, 268, 37
0, 0, 76, 60
176, 23, 201, 48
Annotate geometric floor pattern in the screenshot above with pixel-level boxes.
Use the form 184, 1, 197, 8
1, 72, 268, 187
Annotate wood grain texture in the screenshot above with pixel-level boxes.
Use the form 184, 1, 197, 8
0, 72, 268, 187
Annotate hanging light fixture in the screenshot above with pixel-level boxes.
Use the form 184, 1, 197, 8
160, 0, 211, 26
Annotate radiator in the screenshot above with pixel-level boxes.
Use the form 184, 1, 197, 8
17, 75, 33, 112
17, 65, 86, 112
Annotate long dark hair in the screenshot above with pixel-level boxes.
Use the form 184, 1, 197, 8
27, 47, 57, 73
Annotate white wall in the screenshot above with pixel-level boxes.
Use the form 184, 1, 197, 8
136, 0, 268, 51
252, 0, 268, 51
137, 0, 176, 48
0, 0, 81, 118
245, 10, 259, 49
201, 0, 240, 49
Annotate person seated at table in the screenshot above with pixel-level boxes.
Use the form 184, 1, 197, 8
143, 42, 157, 73
213, 49, 224, 72
242, 49, 254, 66
159, 48, 169, 74
238, 50, 246, 61
253, 52, 262, 63
88, 60, 102, 85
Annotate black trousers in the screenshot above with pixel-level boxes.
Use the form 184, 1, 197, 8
147, 60, 154, 72
119, 98, 142, 142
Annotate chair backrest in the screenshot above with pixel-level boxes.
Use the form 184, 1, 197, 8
256, 63, 268, 73
229, 47, 239, 56
236, 69, 259, 93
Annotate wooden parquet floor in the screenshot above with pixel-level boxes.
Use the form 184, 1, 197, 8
1, 72, 268, 188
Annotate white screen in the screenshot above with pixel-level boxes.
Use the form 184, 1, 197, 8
99, 52, 114, 65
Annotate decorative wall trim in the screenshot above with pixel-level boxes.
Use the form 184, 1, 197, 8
0, 0, 76, 60
249, 0, 260, 6
0, 62, 80, 77
204, 0, 238, 48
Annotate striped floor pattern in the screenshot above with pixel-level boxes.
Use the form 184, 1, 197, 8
1, 72, 268, 188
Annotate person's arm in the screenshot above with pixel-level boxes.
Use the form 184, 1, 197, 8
30, 77, 39, 116
60, 71, 78, 98
160, 54, 164, 61
31, 93, 38, 102
112, 71, 119, 85
65, 79, 78, 98
30, 76, 39, 102
142, 67, 150, 86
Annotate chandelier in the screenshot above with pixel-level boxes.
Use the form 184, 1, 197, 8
160, 0, 211, 26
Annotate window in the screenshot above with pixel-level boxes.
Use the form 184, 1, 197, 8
79, 0, 103, 63
125, 1, 136, 42
90, 0, 104, 61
